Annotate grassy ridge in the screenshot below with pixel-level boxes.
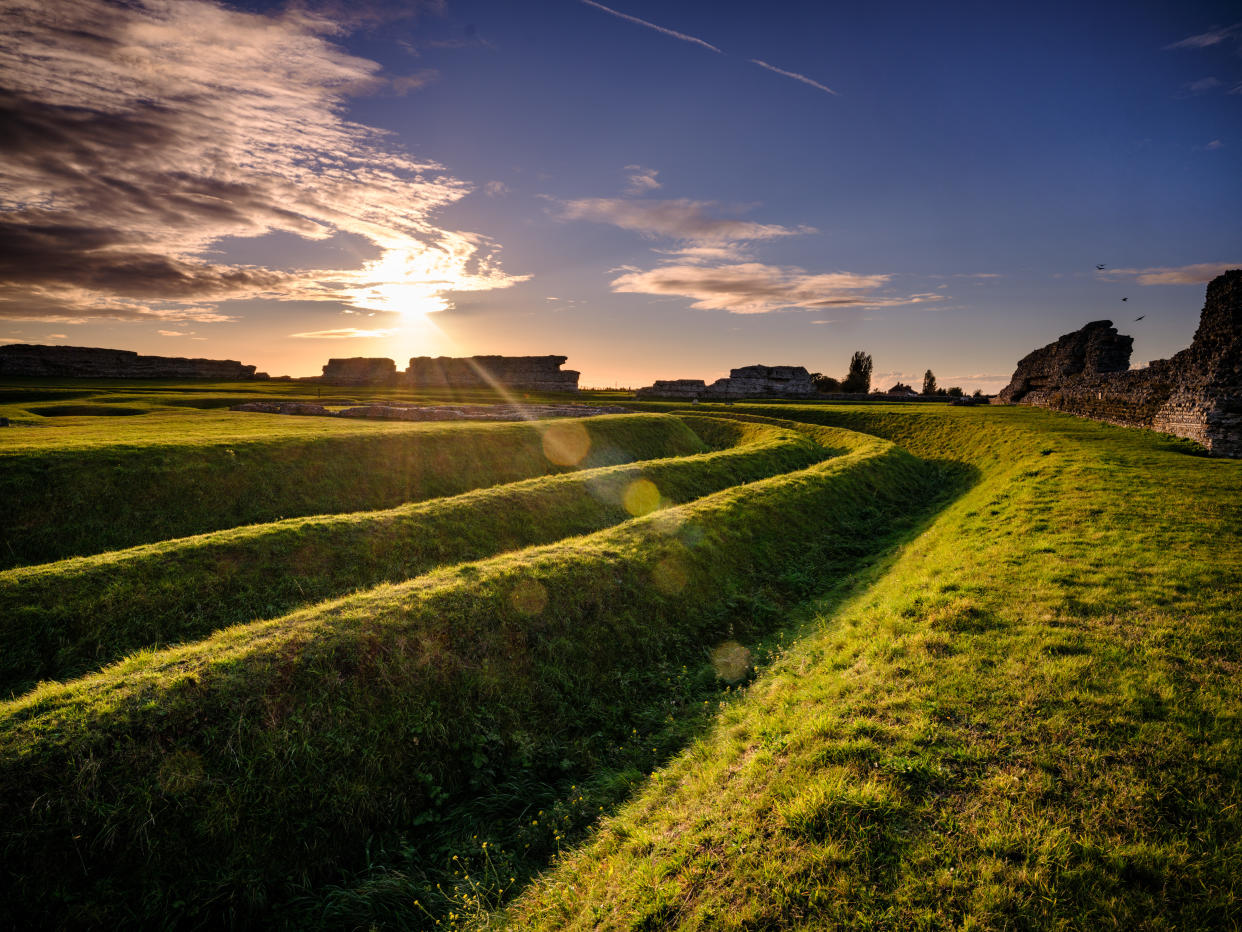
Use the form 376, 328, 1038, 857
0, 418, 831, 696
497, 405, 1242, 930
0, 413, 704, 568
0, 425, 958, 928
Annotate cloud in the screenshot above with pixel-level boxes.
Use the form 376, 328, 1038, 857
623, 165, 662, 195
749, 59, 838, 96
1102, 262, 1241, 285
157, 330, 187, 336
1184, 76, 1223, 93
578, 1, 722, 54
289, 327, 396, 338
558, 198, 810, 245
483, 181, 509, 197
1205, 139, 1224, 150
0, 0, 526, 323
608, 262, 944, 314
1165, 23, 1242, 49
390, 69, 439, 95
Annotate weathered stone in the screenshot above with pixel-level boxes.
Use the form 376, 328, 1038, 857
404, 355, 579, 392
1000, 270, 1242, 457
320, 358, 398, 385
0, 344, 259, 380
637, 364, 815, 399
998, 321, 1132, 403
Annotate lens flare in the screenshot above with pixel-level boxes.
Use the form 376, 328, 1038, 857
710, 640, 753, 683
651, 550, 690, 595
510, 578, 548, 616
623, 478, 661, 516
542, 419, 592, 467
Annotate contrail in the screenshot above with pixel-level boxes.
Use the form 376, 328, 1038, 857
578, 0, 722, 54
750, 58, 838, 95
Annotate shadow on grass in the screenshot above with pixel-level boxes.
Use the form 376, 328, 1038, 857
288, 456, 981, 930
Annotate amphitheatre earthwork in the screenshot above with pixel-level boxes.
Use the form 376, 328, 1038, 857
0, 273, 1238, 928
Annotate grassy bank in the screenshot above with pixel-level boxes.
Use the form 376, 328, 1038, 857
0, 413, 703, 568
0, 424, 959, 928
0, 418, 830, 696
496, 404, 1242, 930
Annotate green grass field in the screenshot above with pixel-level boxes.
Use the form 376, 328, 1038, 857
0, 382, 1238, 929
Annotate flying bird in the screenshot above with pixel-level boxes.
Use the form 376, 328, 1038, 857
1134, 315, 1145, 321
1096, 264, 1106, 270
1121, 297, 1128, 302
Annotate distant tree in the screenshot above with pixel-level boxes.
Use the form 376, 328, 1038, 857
809, 372, 841, 393
946, 386, 964, 397
841, 351, 873, 393
922, 369, 937, 395
972, 388, 985, 399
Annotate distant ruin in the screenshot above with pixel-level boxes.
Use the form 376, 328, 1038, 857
636, 364, 815, 400
320, 357, 398, 385
0, 344, 264, 380
319, 355, 580, 391
999, 270, 1242, 457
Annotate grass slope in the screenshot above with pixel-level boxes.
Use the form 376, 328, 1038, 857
0, 413, 703, 568
0, 424, 957, 928
496, 405, 1242, 930
0, 418, 830, 696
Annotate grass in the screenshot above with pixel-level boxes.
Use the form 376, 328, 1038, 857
0, 417, 830, 695
0, 419, 957, 928
0, 389, 1238, 930
0, 412, 705, 567
494, 404, 1242, 930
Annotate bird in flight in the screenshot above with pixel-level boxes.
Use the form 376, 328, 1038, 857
1096, 264, 1106, 270
1121, 297, 1128, 302
1135, 315, 1145, 321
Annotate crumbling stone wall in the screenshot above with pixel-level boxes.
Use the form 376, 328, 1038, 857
404, 355, 579, 392
999, 270, 1242, 457
0, 344, 262, 379
637, 364, 815, 400
321, 357, 397, 384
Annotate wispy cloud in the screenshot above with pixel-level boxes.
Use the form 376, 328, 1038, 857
578, 1, 721, 53
290, 328, 397, 338
483, 181, 510, 197
1184, 76, 1223, 93
1166, 23, 1242, 49
623, 165, 662, 195
157, 330, 187, 336
609, 262, 943, 314
0, 0, 525, 323
558, 198, 811, 246
1102, 261, 1240, 285
749, 59, 838, 96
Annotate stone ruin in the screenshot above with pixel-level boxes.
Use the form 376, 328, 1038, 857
636, 364, 815, 400
998, 269, 1242, 457
405, 355, 579, 392
319, 355, 580, 392
0, 344, 264, 380
320, 357, 398, 385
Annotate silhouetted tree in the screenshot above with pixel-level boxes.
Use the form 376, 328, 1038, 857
922, 369, 937, 395
946, 386, 964, 397
841, 351, 872, 393
809, 372, 841, 393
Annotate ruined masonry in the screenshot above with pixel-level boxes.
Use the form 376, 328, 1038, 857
0, 344, 264, 379
636, 364, 815, 400
999, 269, 1242, 457
321, 355, 580, 391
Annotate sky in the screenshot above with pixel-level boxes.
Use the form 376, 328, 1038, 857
1, 0, 1239, 390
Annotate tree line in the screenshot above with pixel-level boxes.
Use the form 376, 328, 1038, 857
809, 354, 981, 398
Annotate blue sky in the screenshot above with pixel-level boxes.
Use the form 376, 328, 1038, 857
1, 0, 1238, 389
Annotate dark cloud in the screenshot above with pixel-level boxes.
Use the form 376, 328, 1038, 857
0, 0, 523, 322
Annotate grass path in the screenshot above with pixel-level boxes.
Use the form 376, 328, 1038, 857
495, 406, 1242, 930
